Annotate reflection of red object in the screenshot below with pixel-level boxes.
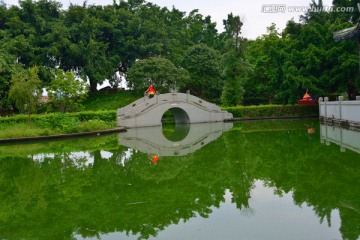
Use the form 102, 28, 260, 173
298, 89, 318, 105
307, 128, 315, 134
151, 155, 159, 163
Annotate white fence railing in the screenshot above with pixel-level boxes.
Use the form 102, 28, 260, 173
319, 96, 360, 123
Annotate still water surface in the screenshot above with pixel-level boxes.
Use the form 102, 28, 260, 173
0, 119, 359, 240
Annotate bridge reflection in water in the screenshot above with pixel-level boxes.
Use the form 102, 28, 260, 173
320, 123, 360, 154
118, 122, 233, 156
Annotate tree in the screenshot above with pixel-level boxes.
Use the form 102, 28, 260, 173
46, 69, 88, 113
0, 49, 21, 110
181, 44, 222, 100
246, 23, 290, 104
59, 4, 120, 92
222, 13, 243, 48
221, 50, 251, 106
220, 14, 251, 106
331, 0, 359, 24
126, 57, 189, 94
184, 10, 219, 50
8, 66, 42, 119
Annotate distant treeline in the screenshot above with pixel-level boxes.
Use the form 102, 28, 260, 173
0, 0, 359, 110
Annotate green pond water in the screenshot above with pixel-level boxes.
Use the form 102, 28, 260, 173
0, 119, 359, 240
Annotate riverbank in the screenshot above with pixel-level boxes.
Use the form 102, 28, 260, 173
0, 127, 126, 144
0, 105, 319, 142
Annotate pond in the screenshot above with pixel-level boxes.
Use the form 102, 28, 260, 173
0, 119, 359, 240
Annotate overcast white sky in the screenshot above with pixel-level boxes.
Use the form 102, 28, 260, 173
3, 0, 336, 39
148, 0, 334, 39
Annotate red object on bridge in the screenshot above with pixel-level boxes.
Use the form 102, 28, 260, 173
298, 89, 318, 105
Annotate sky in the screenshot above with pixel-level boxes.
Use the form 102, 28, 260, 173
3, 0, 335, 39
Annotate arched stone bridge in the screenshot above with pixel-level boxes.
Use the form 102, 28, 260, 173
117, 92, 233, 128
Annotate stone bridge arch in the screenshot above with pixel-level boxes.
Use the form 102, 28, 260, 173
117, 92, 233, 128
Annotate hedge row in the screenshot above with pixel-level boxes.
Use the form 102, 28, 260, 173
222, 105, 319, 118
0, 110, 117, 125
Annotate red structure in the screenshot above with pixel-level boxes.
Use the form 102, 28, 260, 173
298, 89, 318, 105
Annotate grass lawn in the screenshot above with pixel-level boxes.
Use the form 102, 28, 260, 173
0, 123, 55, 139
82, 90, 141, 111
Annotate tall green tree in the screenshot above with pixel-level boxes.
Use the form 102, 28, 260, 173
8, 66, 42, 119
46, 69, 88, 113
184, 10, 219, 50
181, 44, 222, 100
246, 23, 285, 103
0, 49, 21, 110
60, 4, 120, 92
220, 14, 251, 106
331, 0, 360, 23
222, 13, 243, 48
221, 50, 251, 106
126, 57, 189, 94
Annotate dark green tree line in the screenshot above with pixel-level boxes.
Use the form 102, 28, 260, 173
246, 0, 360, 104
1, 0, 359, 111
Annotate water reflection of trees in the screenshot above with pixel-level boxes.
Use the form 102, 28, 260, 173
230, 129, 360, 240
0, 121, 360, 239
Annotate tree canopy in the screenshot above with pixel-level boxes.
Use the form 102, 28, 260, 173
126, 57, 188, 94
0, 0, 359, 111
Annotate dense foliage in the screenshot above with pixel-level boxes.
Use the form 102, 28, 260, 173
0, 110, 116, 138
245, 1, 360, 104
46, 69, 88, 113
0, 0, 359, 112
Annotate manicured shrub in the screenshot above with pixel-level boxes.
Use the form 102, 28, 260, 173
222, 105, 319, 118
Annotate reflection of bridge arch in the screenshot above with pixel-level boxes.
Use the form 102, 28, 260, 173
118, 122, 233, 156
117, 92, 233, 128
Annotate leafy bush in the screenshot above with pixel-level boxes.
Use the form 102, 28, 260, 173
77, 119, 111, 132
0, 111, 117, 138
242, 97, 269, 106
0, 114, 31, 124
46, 69, 88, 113
0, 111, 117, 125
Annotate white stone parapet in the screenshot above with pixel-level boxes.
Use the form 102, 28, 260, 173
117, 92, 233, 128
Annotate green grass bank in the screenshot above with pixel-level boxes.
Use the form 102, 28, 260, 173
0, 91, 319, 140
